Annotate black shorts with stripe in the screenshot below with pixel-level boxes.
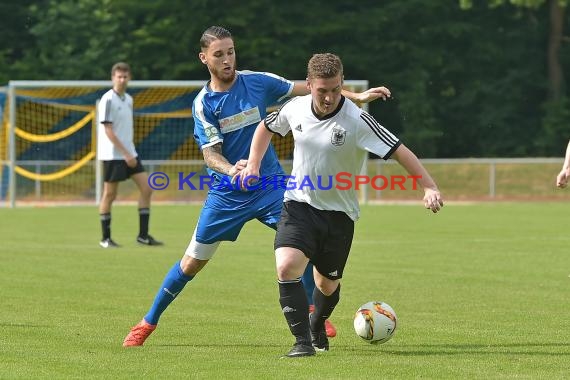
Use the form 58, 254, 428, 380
102, 157, 145, 182
274, 200, 354, 280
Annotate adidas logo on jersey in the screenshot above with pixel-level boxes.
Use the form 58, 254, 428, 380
295, 124, 302, 132
328, 270, 338, 277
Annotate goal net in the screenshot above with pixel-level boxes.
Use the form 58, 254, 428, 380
1, 80, 369, 207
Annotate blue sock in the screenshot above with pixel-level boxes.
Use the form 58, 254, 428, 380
144, 261, 193, 325
301, 263, 315, 305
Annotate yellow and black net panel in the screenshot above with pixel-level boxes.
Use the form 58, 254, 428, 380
5, 81, 367, 203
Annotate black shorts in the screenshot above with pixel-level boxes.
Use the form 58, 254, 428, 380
103, 157, 145, 182
274, 200, 354, 280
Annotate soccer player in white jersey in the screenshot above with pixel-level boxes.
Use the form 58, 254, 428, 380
97, 62, 163, 248
122, 27, 391, 347
240, 53, 444, 357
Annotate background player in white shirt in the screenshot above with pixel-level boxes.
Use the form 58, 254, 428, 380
97, 62, 162, 248
241, 53, 443, 357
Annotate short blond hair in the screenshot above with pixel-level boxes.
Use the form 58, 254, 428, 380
307, 53, 343, 80
111, 62, 131, 76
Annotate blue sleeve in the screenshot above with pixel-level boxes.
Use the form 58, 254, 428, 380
192, 92, 223, 150
258, 72, 294, 106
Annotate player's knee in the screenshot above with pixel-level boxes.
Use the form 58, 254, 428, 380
141, 185, 153, 199
275, 248, 307, 280
276, 262, 303, 281
180, 255, 208, 276
315, 277, 339, 296
102, 190, 117, 203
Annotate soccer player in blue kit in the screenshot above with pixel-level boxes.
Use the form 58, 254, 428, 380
123, 26, 391, 347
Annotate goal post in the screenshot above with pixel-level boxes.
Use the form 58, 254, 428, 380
5, 80, 206, 208
2, 80, 369, 207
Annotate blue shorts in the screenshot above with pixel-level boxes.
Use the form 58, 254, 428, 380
195, 186, 285, 244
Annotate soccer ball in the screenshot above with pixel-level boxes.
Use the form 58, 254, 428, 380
353, 301, 397, 344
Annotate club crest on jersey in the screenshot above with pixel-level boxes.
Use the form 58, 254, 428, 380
331, 126, 346, 146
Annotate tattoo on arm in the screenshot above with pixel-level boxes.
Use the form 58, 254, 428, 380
202, 144, 234, 175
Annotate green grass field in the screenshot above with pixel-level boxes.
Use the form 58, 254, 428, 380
1, 203, 569, 379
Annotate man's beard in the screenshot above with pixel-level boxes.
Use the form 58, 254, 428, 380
211, 64, 236, 84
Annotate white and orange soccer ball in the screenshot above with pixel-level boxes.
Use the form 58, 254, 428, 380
353, 301, 397, 344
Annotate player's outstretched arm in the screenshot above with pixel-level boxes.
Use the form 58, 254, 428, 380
103, 123, 137, 167
202, 143, 246, 177
556, 140, 570, 188
343, 86, 391, 103
237, 120, 274, 188
290, 81, 391, 103
392, 144, 443, 213
556, 170, 569, 188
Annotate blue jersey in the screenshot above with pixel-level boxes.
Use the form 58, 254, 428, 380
192, 71, 294, 193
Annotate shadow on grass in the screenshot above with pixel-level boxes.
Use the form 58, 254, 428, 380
344, 342, 570, 356
152, 342, 569, 356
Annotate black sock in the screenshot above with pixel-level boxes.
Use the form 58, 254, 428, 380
310, 284, 340, 332
279, 279, 311, 346
139, 208, 149, 238
100, 213, 111, 240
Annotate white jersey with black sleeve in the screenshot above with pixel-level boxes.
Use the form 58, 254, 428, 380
264, 95, 401, 221
97, 89, 137, 160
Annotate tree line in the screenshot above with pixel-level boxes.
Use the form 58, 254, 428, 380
1, 0, 568, 158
